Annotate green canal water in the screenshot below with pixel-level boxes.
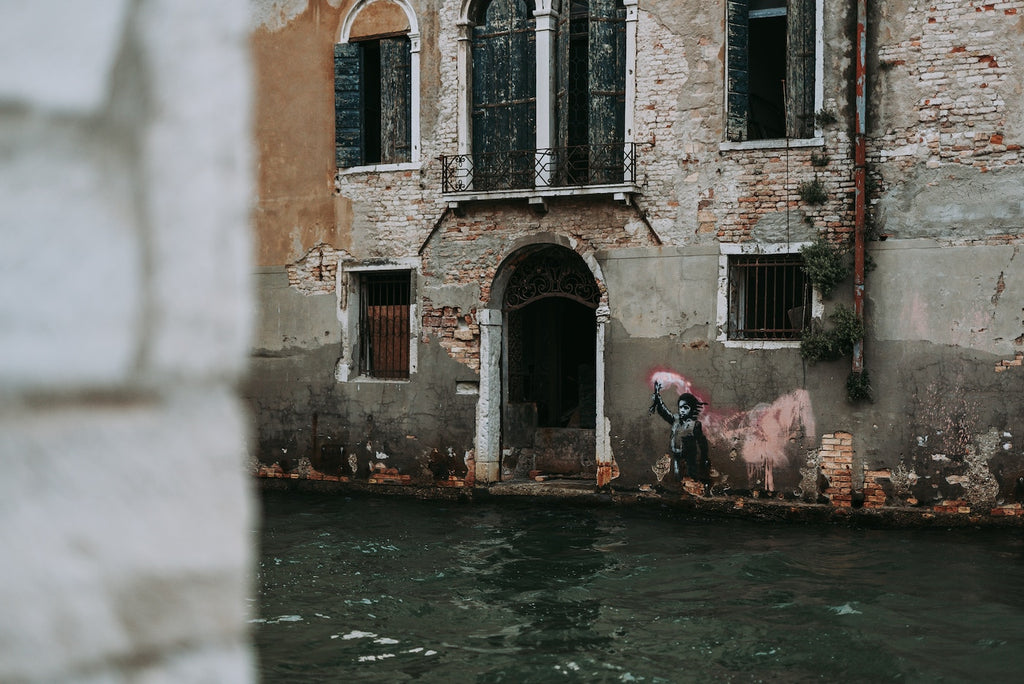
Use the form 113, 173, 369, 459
254, 490, 1024, 682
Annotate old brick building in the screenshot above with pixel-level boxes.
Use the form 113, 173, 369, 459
248, 0, 1024, 516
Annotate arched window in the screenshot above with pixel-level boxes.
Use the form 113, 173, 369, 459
335, 0, 420, 168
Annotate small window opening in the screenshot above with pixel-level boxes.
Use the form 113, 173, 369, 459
359, 272, 411, 378
361, 40, 384, 164
748, 1, 787, 140
728, 253, 810, 340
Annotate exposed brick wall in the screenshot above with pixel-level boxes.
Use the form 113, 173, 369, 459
716, 133, 856, 244
421, 301, 481, 372
873, 1, 1023, 172
820, 432, 854, 508
287, 243, 341, 294
863, 469, 891, 509
335, 168, 448, 258
995, 350, 1024, 372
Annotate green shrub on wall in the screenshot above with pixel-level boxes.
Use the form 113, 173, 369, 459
800, 305, 863, 363
800, 237, 850, 299
798, 179, 828, 205
801, 306, 871, 402
846, 370, 873, 403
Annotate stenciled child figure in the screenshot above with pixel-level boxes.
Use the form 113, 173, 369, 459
649, 381, 711, 484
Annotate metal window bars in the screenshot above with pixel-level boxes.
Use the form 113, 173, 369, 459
728, 253, 810, 340
359, 272, 411, 379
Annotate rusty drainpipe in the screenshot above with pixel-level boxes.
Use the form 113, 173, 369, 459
852, 0, 867, 375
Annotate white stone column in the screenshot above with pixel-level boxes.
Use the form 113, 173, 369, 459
410, 32, 422, 163
623, 0, 639, 181
594, 305, 615, 486
456, 20, 475, 190
534, 6, 557, 187
475, 308, 503, 483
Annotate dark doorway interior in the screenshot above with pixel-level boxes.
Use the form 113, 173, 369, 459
509, 298, 596, 429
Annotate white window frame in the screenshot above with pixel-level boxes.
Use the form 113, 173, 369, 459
336, 258, 420, 382
336, 0, 422, 173
716, 242, 823, 349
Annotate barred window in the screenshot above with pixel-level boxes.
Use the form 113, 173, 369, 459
359, 272, 411, 378
727, 253, 810, 340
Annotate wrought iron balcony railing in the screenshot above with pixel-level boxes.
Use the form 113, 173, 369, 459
441, 143, 638, 194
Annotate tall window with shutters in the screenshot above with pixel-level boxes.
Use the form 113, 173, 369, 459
726, 0, 817, 142
467, 0, 626, 190
556, 0, 626, 185
470, 0, 536, 190
335, 1, 413, 168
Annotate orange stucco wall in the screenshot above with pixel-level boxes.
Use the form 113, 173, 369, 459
252, 1, 353, 267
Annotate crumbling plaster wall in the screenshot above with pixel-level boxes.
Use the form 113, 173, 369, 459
599, 243, 1023, 506
869, 0, 1024, 239
1, 1, 255, 681
248, 1, 1024, 511
628, 0, 858, 245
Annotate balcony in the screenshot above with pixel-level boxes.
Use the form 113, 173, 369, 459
440, 143, 640, 209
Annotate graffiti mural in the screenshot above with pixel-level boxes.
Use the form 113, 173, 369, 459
649, 381, 711, 484
647, 370, 817, 492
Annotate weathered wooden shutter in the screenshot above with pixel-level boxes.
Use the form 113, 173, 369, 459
725, 0, 749, 142
334, 43, 363, 167
380, 37, 411, 163
508, 0, 536, 161
555, 0, 570, 154
472, 0, 536, 189
786, 0, 816, 138
588, 0, 625, 183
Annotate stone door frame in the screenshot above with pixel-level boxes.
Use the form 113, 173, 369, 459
474, 235, 614, 485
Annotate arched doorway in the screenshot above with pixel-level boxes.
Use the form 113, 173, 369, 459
499, 245, 599, 479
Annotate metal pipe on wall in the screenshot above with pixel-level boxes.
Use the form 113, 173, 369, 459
852, 0, 867, 374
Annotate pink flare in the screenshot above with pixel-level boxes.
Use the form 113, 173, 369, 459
648, 370, 708, 405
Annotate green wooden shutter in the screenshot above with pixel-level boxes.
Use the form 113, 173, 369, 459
555, 0, 570, 154
588, 0, 625, 184
786, 0, 816, 138
726, 0, 749, 142
380, 37, 411, 163
472, 21, 498, 188
508, 0, 536, 188
334, 43, 363, 167
472, 0, 535, 190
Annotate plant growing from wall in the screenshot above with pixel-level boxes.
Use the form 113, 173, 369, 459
800, 237, 851, 298
810, 152, 830, 167
814, 108, 838, 127
798, 179, 828, 205
846, 370, 872, 403
800, 305, 863, 363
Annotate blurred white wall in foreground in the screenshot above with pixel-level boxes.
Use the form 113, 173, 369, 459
0, 1, 255, 681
